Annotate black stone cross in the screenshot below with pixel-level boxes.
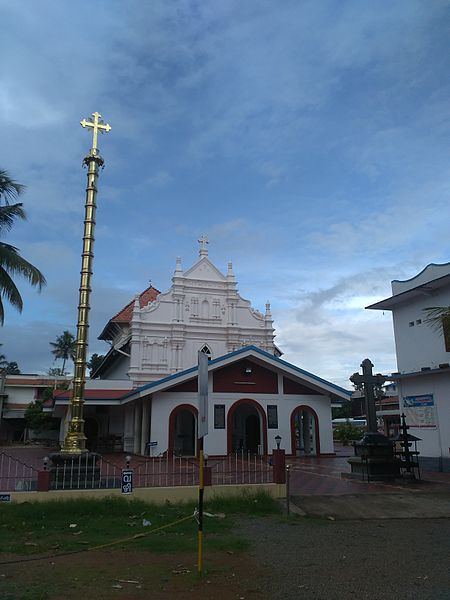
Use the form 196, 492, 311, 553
349, 359, 386, 433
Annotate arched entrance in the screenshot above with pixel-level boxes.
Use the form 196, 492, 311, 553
290, 406, 320, 456
168, 404, 198, 456
227, 399, 267, 455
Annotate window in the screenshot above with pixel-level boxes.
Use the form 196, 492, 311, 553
200, 345, 212, 360
409, 321, 414, 327
267, 405, 278, 429
214, 404, 225, 429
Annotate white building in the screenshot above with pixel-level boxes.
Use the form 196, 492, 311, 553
368, 262, 450, 471
94, 239, 278, 384
1, 241, 351, 456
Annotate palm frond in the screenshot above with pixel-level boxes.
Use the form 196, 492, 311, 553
0, 268, 23, 321
0, 243, 46, 290
423, 306, 450, 338
0, 204, 26, 234
0, 170, 25, 204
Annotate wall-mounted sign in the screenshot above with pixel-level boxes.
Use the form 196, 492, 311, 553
403, 394, 436, 428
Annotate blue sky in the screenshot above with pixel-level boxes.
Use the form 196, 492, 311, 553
1, 0, 450, 387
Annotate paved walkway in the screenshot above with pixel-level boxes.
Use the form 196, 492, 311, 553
288, 445, 450, 495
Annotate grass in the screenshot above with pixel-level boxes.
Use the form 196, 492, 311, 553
0, 490, 280, 557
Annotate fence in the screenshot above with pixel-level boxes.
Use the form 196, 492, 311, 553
0, 451, 39, 492
0, 450, 280, 492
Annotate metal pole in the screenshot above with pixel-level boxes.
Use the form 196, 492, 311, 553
286, 464, 291, 516
198, 439, 204, 576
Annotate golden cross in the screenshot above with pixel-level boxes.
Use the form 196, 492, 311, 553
80, 111, 111, 151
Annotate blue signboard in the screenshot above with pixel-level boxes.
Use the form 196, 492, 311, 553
403, 394, 434, 408
121, 469, 133, 494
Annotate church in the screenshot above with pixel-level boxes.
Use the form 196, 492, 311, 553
53, 241, 350, 457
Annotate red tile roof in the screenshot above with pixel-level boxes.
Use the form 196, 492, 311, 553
110, 286, 159, 323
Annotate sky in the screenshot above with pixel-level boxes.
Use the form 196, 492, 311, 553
1, 0, 450, 388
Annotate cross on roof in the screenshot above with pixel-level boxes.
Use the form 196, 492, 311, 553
198, 235, 209, 257
80, 112, 111, 151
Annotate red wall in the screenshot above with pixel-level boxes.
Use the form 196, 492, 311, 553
213, 360, 278, 393
170, 378, 198, 392
283, 377, 321, 395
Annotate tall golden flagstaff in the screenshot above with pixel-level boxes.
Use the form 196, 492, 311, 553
61, 112, 111, 455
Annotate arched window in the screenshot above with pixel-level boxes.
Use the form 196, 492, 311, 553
200, 344, 212, 360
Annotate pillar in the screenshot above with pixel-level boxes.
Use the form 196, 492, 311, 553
302, 412, 311, 455
140, 401, 150, 455
133, 402, 142, 454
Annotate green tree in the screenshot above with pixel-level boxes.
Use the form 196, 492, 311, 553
24, 399, 55, 433
87, 352, 104, 377
50, 330, 76, 373
5, 361, 20, 374
0, 170, 46, 324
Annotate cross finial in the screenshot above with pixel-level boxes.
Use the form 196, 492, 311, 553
80, 111, 111, 151
198, 235, 209, 257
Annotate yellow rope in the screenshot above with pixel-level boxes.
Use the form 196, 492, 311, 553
0, 514, 194, 566
86, 514, 193, 552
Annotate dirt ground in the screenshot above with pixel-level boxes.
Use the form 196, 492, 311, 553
2, 512, 450, 600
0, 549, 263, 600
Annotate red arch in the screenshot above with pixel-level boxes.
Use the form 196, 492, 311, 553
168, 404, 198, 456
290, 405, 321, 456
227, 398, 268, 455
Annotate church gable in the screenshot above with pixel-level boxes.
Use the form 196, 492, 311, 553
283, 377, 321, 395
183, 257, 227, 283
213, 359, 278, 393
169, 378, 198, 393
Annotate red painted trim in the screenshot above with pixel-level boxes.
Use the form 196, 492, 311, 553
290, 405, 321, 456
168, 403, 198, 456
226, 398, 268, 455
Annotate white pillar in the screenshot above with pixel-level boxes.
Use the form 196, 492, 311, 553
133, 403, 142, 454
140, 401, 150, 455
302, 412, 311, 455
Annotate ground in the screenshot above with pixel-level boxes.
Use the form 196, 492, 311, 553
1, 445, 450, 599
1, 512, 450, 600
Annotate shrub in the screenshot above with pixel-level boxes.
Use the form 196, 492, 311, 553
334, 422, 365, 445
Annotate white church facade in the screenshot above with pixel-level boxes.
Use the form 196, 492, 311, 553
1, 242, 351, 455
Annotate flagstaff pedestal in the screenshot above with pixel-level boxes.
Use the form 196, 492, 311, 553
49, 452, 101, 489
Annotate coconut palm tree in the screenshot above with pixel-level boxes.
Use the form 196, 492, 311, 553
0, 170, 46, 324
423, 306, 450, 343
50, 330, 76, 374
0, 170, 24, 204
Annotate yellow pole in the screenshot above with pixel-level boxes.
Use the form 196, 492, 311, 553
62, 113, 111, 455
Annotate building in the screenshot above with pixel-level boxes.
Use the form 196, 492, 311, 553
0, 375, 66, 443
1, 241, 351, 455
367, 262, 450, 471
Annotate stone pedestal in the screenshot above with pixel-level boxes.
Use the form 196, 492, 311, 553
49, 452, 101, 489
272, 449, 286, 484
348, 433, 399, 481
